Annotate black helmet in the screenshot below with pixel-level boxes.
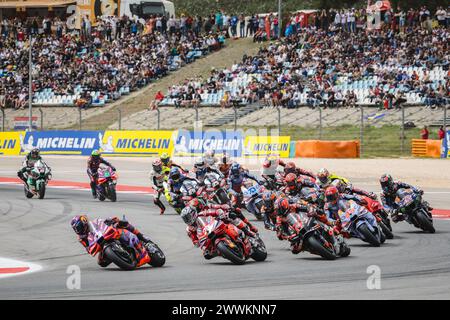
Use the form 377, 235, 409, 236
380, 174, 394, 193
31, 148, 40, 158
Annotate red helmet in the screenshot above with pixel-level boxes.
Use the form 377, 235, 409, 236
262, 159, 272, 168
284, 162, 296, 174
325, 186, 339, 204
285, 173, 297, 187
275, 198, 290, 217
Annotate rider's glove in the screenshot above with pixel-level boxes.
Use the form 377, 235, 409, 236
111, 167, 116, 172
419, 189, 424, 195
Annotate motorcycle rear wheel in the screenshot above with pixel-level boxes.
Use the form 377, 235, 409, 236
305, 235, 336, 260
103, 243, 137, 270
357, 224, 381, 247
415, 210, 435, 233
217, 241, 246, 265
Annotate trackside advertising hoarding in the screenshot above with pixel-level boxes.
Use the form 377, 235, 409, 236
0, 131, 24, 155
19, 131, 101, 155
99, 131, 174, 156
173, 129, 244, 157
243, 136, 291, 158
442, 130, 450, 158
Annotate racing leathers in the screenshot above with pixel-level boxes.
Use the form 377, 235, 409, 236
150, 169, 168, 214
185, 207, 250, 259
87, 156, 115, 198
76, 217, 151, 267
17, 153, 43, 183
380, 181, 425, 222
166, 174, 198, 208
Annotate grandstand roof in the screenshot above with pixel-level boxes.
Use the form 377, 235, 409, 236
0, 0, 76, 8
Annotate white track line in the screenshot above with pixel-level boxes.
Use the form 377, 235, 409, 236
0, 257, 42, 279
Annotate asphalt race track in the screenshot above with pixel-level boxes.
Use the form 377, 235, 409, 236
0, 181, 450, 300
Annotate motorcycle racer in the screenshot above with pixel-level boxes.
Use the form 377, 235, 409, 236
331, 179, 377, 200
379, 174, 431, 222
17, 148, 47, 183
150, 159, 168, 214
87, 150, 116, 199
203, 150, 218, 167
283, 161, 316, 180
70, 215, 152, 267
160, 152, 186, 172
181, 205, 248, 260
165, 167, 198, 207
316, 168, 349, 189
261, 155, 286, 181
193, 157, 223, 185
218, 153, 232, 178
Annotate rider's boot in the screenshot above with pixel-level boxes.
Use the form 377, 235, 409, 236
90, 182, 97, 199
154, 198, 166, 215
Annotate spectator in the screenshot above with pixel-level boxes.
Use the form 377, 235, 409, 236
150, 90, 165, 110
421, 126, 429, 140
438, 126, 446, 140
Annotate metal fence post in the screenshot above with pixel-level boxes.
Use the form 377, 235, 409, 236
360, 106, 364, 158
39, 108, 43, 131
157, 108, 161, 130
195, 106, 199, 123
318, 107, 322, 140
234, 106, 237, 131
1, 108, 4, 131
117, 108, 122, 130
444, 105, 448, 132
277, 106, 281, 134
401, 105, 405, 154
78, 108, 82, 130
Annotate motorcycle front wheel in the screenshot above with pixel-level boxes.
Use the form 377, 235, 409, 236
24, 185, 33, 198
103, 242, 137, 270
305, 235, 336, 260
37, 181, 46, 199
217, 240, 246, 265
250, 237, 267, 262
415, 209, 435, 233
109, 184, 117, 202
146, 242, 166, 267
357, 223, 381, 247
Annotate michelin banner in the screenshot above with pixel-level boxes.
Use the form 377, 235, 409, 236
99, 130, 174, 156
0, 131, 24, 155
174, 130, 244, 157
442, 130, 450, 159
19, 131, 101, 155
243, 136, 291, 158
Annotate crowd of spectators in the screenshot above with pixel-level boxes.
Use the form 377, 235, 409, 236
0, 14, 227, 110
164, 6, 449, 110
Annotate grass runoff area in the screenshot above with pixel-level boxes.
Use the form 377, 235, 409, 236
242, 124, 440, 158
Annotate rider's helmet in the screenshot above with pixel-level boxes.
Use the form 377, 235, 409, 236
204, 150, 215, 158
331, 179, 346, 193
181, 206, 198, 226
70, 215, 89, 235
284, 162, 297, 175
380, 174, 394, 193
325, 186, 339, 204
169, 167, 181, 182
263, 155, 277, 168
91, 149, 101, 158
262, 191, 277, 209
285, 173, 297, 188
317, 168, 330, 185
194, 157, 206, 170
152, 159, 162, 173
30, 148, 40, 159
275, 197, 290, 217
160, 152, 171, 166
230, 162, 241, 177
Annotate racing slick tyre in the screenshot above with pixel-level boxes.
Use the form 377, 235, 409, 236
217, 241, 246, 265
147, 243, 166, 267
24, 186, 33, 199
416, 210, 435, 233
38, 183, 46, 200
250, 237, 267, 262
379, 221, 394, 239
109, 186, 117, 202
103, 242, 137, 270
306, 236, 336, 260
339, 243, 351, 257
357, 224, 381, 247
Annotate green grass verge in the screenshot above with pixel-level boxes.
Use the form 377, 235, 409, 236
220, 124, 439, 158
